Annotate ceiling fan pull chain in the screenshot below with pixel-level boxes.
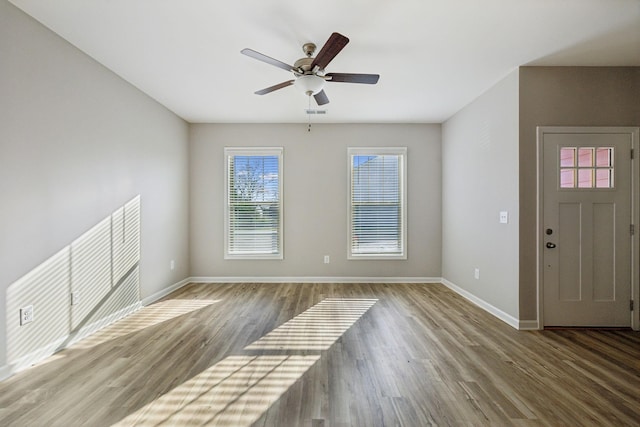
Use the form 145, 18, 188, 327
308, 95, 312, 132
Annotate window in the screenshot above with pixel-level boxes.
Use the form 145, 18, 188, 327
560, 146, 614, 189
348, 147, 407, 259
225, 147, 283, 259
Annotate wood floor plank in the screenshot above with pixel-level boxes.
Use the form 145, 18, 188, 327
0, 282, 639, 426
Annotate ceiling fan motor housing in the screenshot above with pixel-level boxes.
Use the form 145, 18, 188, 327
293, 57, 316, 75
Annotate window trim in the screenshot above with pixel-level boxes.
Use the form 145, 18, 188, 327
224, 147, 284, 260
347, 147, 407, 260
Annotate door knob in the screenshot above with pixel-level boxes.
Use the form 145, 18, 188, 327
546, 242, 556, 249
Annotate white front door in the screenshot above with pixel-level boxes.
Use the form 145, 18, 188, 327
541, 128, 634, 327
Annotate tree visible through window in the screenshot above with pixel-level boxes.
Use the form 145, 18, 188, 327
225, 148, 283, 259
348, 147, 407, 259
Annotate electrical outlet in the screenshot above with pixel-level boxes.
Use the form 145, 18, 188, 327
170, 260, 175, 270
324, 255, 330, 264
20, 305, 34, 325
499, 211, 509, 224
474, 268, 480, 280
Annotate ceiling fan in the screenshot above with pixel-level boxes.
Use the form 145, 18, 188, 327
241, 32, 379, 106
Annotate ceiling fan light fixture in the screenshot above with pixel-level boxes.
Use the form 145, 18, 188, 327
294, 74, 325, 96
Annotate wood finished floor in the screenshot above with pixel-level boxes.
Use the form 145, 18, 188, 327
0, 282, 639, 426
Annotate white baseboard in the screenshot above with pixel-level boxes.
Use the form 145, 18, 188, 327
189, 276, 440, 284
0, 364, 9, 382
142, 277, 191, 306
440, 278, 522, 330
1, 337, 68, 381
66, 302, 142, 347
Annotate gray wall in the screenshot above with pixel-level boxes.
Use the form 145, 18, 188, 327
189, 123, 441, 279
0, 2, 190, 369
518, 66, 640, 320
442, 70, 520, 319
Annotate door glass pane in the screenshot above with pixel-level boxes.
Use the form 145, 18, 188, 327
578, 169, 593, 188
560, 147, 575, 167
578, 148, 594, 167
560, 169, 575, 188
596, 147, 613, 167
595, 169, 612, 188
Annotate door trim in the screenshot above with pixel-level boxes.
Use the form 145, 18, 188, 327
536, 126, 640, 330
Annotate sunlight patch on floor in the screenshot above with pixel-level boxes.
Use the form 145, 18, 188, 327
73, 299, 220, 349
113, 355, 320, 427
244, 298, 378, 351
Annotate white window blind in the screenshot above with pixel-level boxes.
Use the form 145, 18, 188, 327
225, 147, 283, 259
348, 147, 407, 259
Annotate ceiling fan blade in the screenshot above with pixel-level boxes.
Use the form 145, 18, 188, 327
241, 48, 294, 72
314, 90, 330, 106
326, 73, 380, 84
310, 32, 349, 70
255, 80, 295, 95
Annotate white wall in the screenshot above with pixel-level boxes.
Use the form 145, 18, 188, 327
0, 2, 190, 370
189, 123, 441, 279
442, 70, 520, 320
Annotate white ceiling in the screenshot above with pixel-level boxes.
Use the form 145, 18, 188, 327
9, 0, 640, 123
